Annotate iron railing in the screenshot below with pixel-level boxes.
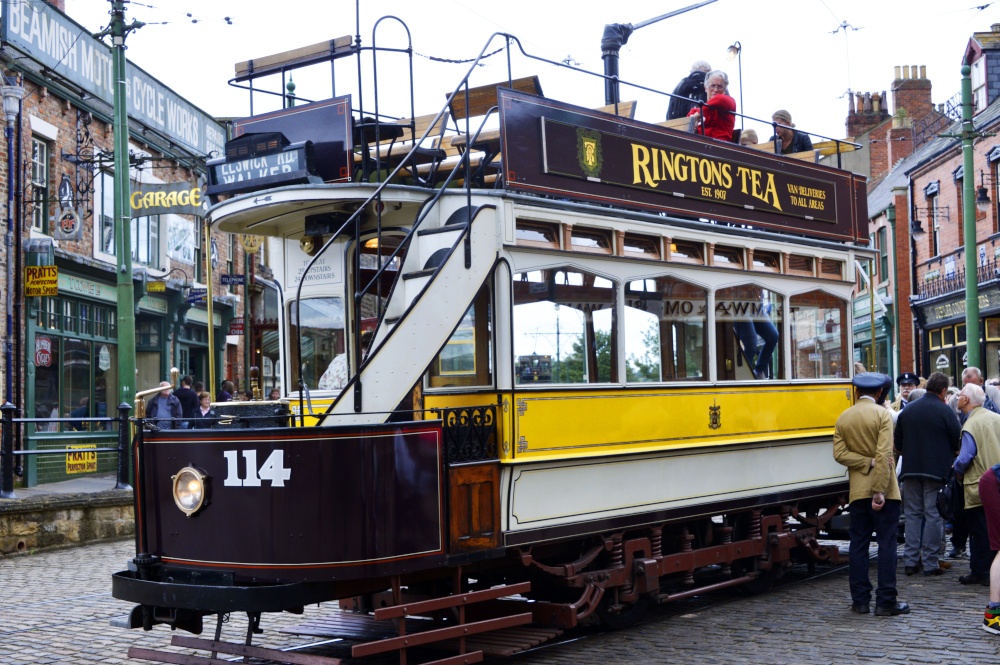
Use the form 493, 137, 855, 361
915, 258, 1000, 300
0, 402, 132, 499
438, 405, 497, 464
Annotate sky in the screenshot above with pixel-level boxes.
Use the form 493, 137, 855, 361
60, 0, 1000, 146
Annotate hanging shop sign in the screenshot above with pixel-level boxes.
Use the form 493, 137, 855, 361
241, 234, 264, 254
221, 274, 245, 286
25, 265, 58, 296
147, 280, 166, 293
228, 320, 245, 335
130, 182, 205, 217
52, 208, 82, 241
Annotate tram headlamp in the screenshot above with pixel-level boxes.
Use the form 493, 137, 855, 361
171, 467, 207, 517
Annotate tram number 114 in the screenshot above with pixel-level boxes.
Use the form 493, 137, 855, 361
222, 449, 291, 487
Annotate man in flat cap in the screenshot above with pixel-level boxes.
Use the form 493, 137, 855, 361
770, 109, 813, 155
890, 372, 920, 412
834, 372, 910, 616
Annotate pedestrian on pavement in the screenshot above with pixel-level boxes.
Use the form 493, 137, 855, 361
894, 372, 961, 577
833, 372, 910, 616
978, 463, 1000, 634
953, 383, 1000, 587
890, 372, 919, 412
218, 380, 234, 402
190, 391, 219, 429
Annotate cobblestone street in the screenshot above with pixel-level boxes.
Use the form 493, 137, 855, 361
1, 538, 999, 664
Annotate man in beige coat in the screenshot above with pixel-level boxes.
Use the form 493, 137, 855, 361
834, 372, 910, 616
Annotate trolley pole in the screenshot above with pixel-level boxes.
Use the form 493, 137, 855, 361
102, 1, 144, 409
960, 64, 981, 370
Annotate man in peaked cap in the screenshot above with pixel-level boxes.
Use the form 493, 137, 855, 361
769, 109, 814, 155
890, 372, 920, 412
834, 372, 910, 616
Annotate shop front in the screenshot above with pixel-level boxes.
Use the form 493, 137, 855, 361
852, 288, 892, 376
915, 285, 1000, 385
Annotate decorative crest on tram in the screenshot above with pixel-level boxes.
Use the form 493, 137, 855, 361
708, 399, 722, 430
576, 128, 603, 179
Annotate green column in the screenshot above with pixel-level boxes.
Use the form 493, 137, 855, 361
961, 63, 981, 370
110, 0, 138, 405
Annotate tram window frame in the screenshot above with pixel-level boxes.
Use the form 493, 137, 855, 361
752, 250, 781, 273
515, 220, 560, 249
820, 258, 844, 279
570, 227, 613, 255
787, 255, 815, 277
623, 233, 660, 260
427, 284, 494, 389
713, 246, 744, 269
669, 240, 705, 265
789, 290, 848, 379
715, 284, 783, 381
624, 276, 707, 382
512, 267, 617, 385
287, 296, 347, 392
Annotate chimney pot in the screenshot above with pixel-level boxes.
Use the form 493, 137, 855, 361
903, 65, 910, 79
894, 65, 902, 80
920, 65, 927, 79
993, 23, 1000, 33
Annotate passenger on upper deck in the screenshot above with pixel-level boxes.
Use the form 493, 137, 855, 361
687, 70, 736, 142
666, 60, 711, 120
738, 128, 758, 146
769, 110, 813, 155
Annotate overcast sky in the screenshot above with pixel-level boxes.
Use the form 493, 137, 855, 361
61, 0, 1000, 146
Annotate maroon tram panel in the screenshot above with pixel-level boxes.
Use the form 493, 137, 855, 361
134, 423, 446, 583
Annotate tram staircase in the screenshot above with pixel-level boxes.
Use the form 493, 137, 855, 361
321, 195, 497, 425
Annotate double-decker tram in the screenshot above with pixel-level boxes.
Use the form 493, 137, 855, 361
112, 18, 871, 664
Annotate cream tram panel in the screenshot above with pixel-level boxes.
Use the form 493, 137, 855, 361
503, 438, 847, 535
510, 385, 852, 461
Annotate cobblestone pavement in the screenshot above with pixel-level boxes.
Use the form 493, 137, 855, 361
1, 539, 999, 664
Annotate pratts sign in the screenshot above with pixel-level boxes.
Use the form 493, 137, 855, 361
498, 89, 867, 244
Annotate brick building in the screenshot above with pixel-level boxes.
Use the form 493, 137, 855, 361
0, 0, 266, 485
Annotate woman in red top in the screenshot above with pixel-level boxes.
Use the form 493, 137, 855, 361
687, 69, 736, 142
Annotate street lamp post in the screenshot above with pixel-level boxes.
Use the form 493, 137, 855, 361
1, 80, 22, 404
726, 41, 743, 130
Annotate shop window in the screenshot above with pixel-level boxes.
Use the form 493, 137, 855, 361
929, 194, 940, 257
943, 326, 955, 347
515, 221, 560, 249
94, 170, 116, 258
716, 284, 783, 381
512, 267, 616, 384
31, 136, 50, 233
624, 276, 706, 382
956, 323, 967, 345
790, 291, 847, 379
986, 317, 1000, 341
428, 284, 493, 388
929, 328, 943, 350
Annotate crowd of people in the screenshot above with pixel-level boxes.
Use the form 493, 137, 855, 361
666, 60, 814, 153
834, 366, 1000, 634
145, 375, 283, 430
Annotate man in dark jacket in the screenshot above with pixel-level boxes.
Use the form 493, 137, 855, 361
895, 372, 962, 576
173, 375, 199, 428
666, 60, 711, 120
146, 381, 183, 430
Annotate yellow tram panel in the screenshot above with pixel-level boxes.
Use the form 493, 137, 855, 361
506, 383, 852, 463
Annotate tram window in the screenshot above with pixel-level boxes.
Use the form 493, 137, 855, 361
716, 284, 783, 381
789, 291, 847, 379
752, 250, 781, 273
623, 233, 660, 260
428, 285, 493, 388
820, 258, 844, 279
515, 221, 560, 249
512, 267, 616, 384
287, 297, 346, 391
571, 227, 613, 254
625, 277, 707, 382
670, 240, 704, 265
787, 255, 815, 277
713, 246, 744, 269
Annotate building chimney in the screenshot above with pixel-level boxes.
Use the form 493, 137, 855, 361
892, 64, 933, 125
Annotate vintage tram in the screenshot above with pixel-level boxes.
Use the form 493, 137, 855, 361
112, 20, 870, 664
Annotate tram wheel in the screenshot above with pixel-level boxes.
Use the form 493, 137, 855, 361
596, 592, 651, 630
